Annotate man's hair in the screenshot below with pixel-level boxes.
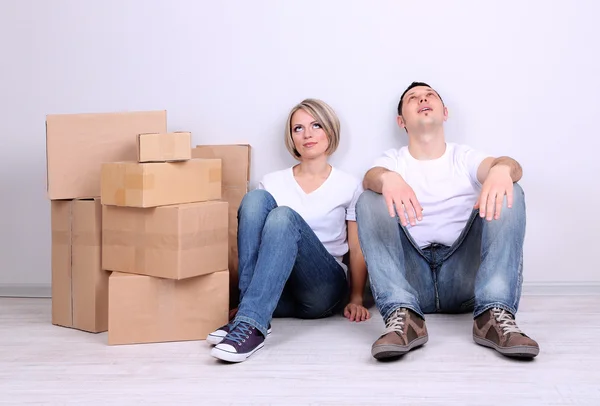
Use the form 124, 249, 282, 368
397, 81, 444, 116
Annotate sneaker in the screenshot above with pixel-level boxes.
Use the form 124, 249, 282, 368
371, 307, 428, 360
210, 322, 266, 363
207, 323, 272, 346
473, 307, 539, 358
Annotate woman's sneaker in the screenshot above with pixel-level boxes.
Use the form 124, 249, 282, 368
210, 322, 266, 363
207, 322, 271, 346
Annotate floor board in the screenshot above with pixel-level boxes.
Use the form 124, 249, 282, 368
0, 295, 598, 405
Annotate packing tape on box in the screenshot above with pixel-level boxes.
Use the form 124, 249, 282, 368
102, 228, 228, 250
111, 174, 157, 206
157, 279, 176, 330
72, 231, 101, 247
159, 136, 177, 159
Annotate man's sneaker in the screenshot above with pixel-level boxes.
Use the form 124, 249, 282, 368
473, 307, 539, 358
371, 307, 428, 360
210, 322, 266, 363
207, 323, 272, 346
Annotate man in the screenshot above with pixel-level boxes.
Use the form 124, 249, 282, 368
356, 81, 539, 360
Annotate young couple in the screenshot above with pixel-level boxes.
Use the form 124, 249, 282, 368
207, 82, 540, 364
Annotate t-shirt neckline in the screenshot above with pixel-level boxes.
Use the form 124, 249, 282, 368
289, 165, 335, 196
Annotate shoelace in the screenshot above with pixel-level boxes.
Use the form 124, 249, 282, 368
227, 323, 253, 346
492, 307, 523, 335
383, 308, 406, 335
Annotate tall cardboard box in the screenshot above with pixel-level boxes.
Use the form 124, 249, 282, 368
192, 145, 250, 308
46, 110, 167, 200
102, 201, 229, 280
51, 198, 108, 333
100, 158, 222, 208
108, 270, 229, 345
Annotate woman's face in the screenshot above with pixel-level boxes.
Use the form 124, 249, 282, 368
290, 109, 329, 160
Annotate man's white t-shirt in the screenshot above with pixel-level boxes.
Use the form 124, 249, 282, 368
257, 166, 363, 272
372, 142, 488, 249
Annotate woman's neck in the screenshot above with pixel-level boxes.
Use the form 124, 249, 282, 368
293, 156, 331, 178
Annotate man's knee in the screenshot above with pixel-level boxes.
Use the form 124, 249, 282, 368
511, 183, 525, 208
499, 182, 525, 219
356, 190, 389, 223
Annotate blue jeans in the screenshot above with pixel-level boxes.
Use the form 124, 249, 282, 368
233, 189, 348, 337
355, 184, 526, 321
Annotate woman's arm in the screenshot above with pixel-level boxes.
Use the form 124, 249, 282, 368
343, 221, 370, 322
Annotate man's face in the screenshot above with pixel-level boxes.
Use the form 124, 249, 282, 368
398, 86, 448, 132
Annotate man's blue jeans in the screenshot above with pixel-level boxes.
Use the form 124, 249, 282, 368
233, 189, 348, 337
355, 184, 526, 322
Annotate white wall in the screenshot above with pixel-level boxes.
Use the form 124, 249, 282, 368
1, 0, 599, 293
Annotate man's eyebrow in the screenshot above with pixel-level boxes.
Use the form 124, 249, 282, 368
406, 88, 437, 99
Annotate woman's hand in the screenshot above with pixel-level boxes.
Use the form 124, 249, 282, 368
344, 300, 370, 322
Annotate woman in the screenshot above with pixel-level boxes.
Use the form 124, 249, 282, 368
208, 99, 369, 363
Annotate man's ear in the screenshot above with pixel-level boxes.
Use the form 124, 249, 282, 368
397, 115, 406, 130
443, 106, 449, 122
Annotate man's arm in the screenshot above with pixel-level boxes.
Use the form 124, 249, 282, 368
363, 166, 422, 224
477, 156, 523, 184
363, 167, 391, 193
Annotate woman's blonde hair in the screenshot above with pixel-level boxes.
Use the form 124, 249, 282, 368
284, 98, 340, 160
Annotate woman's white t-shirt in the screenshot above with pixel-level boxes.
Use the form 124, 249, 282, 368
257, 166, 363, 271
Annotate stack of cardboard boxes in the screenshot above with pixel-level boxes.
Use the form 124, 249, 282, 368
47, 110, 250, 345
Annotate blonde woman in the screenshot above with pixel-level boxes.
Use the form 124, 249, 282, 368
208, 99, 369, 363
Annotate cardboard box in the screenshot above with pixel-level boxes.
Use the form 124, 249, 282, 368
100, 158, 222, 208
192, 145, 250, 307
108, 270, 229, 345
46, 110, 167, 200
137, 132, 191, 163
191, 145, 250, 189
51, 199, 108, 333
102, 201, 228, 280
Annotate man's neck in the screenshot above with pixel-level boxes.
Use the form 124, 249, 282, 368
294, 156, 331, 178
407, 128, 446, 160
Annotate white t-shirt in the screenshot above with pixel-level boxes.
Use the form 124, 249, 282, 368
372, 142, 488, 248
257, 166, 363, 271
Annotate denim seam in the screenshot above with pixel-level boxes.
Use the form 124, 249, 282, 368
384, 304, 425, 321
441, 209, 480, 261
399, 224, 431, 263
474, 302, 517, 318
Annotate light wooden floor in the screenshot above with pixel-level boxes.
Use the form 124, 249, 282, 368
1, 295, 599, 405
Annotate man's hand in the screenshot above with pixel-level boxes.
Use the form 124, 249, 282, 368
381, 171, 423, 226
475, 165, 514, 221
344, 300, 370, 322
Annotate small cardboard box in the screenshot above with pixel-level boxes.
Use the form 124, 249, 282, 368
108, 270, 229, 345
46, 110, 167, 200
51, 198, 108, 333
102, 201, 228, 280
192, 145, 250, 307
137, 132, 192, 163
100, 158, 222, 208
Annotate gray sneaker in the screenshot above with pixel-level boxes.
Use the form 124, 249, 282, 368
371, 307, 429, 360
